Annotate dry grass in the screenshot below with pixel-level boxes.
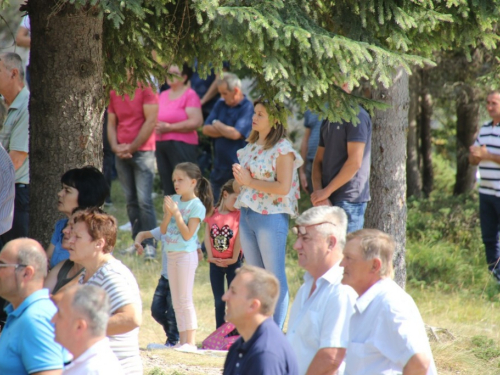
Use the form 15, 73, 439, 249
108, 180, 500, 374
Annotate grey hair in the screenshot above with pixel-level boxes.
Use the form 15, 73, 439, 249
72, 285, 110, 337
16, 242, 48, 280
217, 72, 241, 91
295, 206, 348, 249
0, 53, 24, 80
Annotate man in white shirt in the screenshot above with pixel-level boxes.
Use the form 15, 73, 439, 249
52, 284, 123, 375
287, 206, 357, 375
340, 229, 437, 375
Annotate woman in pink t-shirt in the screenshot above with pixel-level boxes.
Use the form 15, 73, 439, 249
156, 64, 203, 195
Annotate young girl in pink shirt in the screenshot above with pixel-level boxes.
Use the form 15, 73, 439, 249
204, 179, 242, 328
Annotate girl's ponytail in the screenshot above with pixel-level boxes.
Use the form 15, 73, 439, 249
196, 177, 213, 215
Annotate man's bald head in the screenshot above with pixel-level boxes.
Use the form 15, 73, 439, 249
2, 238, 48, 280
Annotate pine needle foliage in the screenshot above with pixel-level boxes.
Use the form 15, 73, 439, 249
3, 0, 499, 123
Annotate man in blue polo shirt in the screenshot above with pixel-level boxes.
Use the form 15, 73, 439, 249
203, 73, 253, 201
0, 238, 66, 375
222, 265, 298, 375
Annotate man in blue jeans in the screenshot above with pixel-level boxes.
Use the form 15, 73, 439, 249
470, 90, 500, 282
311, 84, 372, 233
107, 77, 158, 259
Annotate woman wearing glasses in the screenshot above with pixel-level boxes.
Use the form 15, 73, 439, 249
232, 98, 303, 329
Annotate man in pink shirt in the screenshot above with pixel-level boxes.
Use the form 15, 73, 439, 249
107, 79, 159, 259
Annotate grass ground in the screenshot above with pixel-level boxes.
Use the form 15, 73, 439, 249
107, 177, 500, 374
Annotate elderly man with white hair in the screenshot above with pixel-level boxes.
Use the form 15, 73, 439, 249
52, 284, 123, 375
202, 72, 254, 201
287, 206, 357, 375
340, 229, 437, 375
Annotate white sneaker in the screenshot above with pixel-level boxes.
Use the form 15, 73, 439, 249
119, 245, 136, 255
174, 343, 198, 353
119, 222, 132, 231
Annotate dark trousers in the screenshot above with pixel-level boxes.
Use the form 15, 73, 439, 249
155, 141, 197, 196
102, 111, 114, 203
479, 193, 500, 271
0, 184, 29, 248
151, 276, 179, 345
210, 256, 242, 328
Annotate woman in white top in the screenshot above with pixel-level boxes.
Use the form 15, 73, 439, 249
232, 98, 303, 329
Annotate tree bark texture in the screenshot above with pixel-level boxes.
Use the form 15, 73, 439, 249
419, 69, 433, 197
365, 67, 409, 289
28, 0, 104, 247
454, 84, 480, 196
406, 70, 422, 198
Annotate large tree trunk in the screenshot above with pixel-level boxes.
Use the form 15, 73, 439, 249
454, 84, 480, 195
365, 67, 409, 289
419, 69, 433, 197
406, 70, 422, 198
28, 1, 104, 247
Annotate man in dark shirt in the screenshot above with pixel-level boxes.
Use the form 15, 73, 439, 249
203, 73, 253, 201
222, 265, 298, 375
311, 84, 372, 233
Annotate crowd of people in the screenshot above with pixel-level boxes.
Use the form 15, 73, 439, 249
7, 14, 496, 373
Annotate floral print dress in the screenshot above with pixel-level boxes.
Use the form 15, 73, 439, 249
234, 138, 303, 217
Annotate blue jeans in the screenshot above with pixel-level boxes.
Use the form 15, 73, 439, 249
332, 201, 367, 234
151, 276, 179, 345
239, 207, 289, 329
210, 256, 243, 328
115, 151, 157, 247
479, 193, 500, 271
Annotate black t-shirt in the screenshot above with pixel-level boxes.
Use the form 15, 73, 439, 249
319, 106, 372, 203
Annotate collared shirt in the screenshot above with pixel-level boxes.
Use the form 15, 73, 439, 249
0, 144, 15, 235
0, 289, 66, 375
474, 121, 500, 196
63, 337, 123, 375
287, 262, 357, 375
345, 279, 437, 375
204, 96, 254, 170
0, 85, 30, 183
223, 318, 298, 375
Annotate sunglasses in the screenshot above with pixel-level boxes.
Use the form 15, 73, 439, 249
0, 262, 27, 270
292, 221, 336, 235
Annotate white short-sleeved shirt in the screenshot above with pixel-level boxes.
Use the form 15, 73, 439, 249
235, 138, 303, 217
345, 279, 437, 375
80, 258, 142, 375
287, 263, 357, 375
62, 337, 123, 375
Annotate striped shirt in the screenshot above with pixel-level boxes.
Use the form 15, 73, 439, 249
80, 258, 142, 375
0, 144, 14, 235
475, 121, 500, 196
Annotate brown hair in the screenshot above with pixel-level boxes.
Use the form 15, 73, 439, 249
174, 162, 213, 214
213, 179, 236, 214
73, 209, 117, 253
346, 229, 395, 278
236, 265, 279, 316
247, 98, 287, 150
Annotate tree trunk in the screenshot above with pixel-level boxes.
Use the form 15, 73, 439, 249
365, 67, 409, 289
28, 1, 104, 247
406, 70, 422, 198
454, 84, 480, 195
419, 69, 433, 197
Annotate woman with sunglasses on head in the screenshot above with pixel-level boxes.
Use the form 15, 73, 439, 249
232, 99, 303, 329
